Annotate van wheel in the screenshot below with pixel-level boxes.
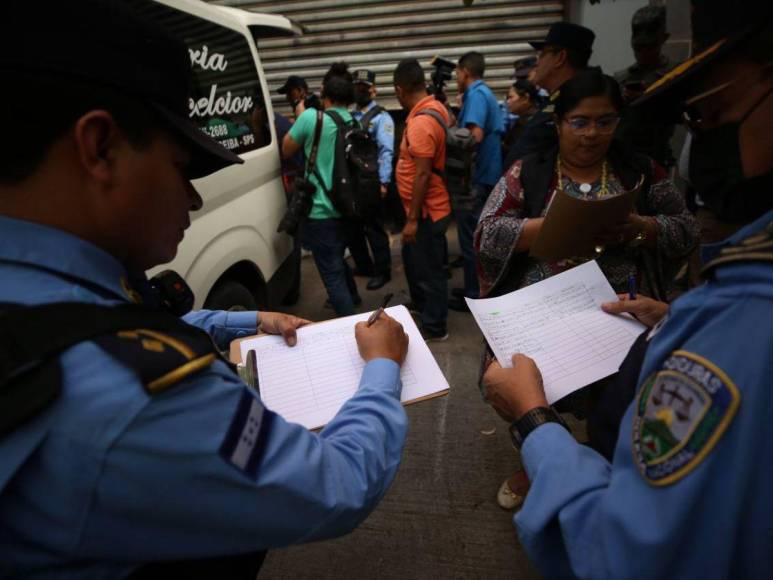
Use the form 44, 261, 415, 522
204, 280, 257, 312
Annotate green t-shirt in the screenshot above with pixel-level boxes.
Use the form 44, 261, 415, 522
288, 106, 353, 220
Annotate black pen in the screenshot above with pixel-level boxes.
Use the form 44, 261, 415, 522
367, 293, 394, 327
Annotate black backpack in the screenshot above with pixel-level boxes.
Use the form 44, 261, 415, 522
324, 109, 382, 220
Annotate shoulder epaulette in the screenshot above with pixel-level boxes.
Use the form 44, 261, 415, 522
93, 325, 220, 395
701, 218, 773, 279
1, 303, 226, 435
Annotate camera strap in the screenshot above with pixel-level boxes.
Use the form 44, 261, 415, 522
304, 109, 330, 197
306, 109, 324, 174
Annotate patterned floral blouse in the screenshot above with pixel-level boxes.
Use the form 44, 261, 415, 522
474, 158, 698, 298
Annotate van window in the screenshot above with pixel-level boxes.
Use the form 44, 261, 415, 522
126, 0, 268, 154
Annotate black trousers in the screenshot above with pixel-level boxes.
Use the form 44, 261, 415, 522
402, 214, 450, 334
346, 216, 392, 276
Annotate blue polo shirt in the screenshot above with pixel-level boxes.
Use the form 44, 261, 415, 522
458, 79, 504, 188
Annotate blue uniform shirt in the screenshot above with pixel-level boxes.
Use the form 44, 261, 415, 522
353, 100, 395, 185
457, 79, 504, 187
0, 216, 408, 578
515, 207, 773, 579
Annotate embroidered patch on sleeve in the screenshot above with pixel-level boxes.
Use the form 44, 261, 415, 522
219, 389, 271, 478
632, 350, 740, 486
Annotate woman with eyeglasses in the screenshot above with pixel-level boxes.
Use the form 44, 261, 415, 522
473, 70, 698, 510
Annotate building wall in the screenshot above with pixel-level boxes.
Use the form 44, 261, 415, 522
566, 0, 692, 76
210, 0, 565, 113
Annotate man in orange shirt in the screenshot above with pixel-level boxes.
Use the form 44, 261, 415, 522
393, 59, 452, 341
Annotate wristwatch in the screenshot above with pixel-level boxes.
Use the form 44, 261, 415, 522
509, 407, 569, 450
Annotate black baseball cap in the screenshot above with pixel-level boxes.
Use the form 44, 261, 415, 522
277, 75, 309, 94
353, 69, 376, 86
631, 6, 667, 47
529, 22, 595, 58
0, 0, 243, 180
635, 0, 772, 109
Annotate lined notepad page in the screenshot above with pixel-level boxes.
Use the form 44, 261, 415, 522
239, 306, 449, 429
466, 261, 646, 404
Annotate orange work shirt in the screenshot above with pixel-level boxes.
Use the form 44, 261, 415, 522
396, 95, 451, 222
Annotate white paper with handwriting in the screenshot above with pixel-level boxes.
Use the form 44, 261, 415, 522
239, 305, 449, 429
466, 261, 646, 404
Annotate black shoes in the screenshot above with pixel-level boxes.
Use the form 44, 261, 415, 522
421, 327, 449, 342
447, 296, 471, 313
324, 295, 362, 309
448, 256, 464, 269
366, 273, 391, 291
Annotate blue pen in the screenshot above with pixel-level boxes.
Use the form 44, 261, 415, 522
628, 275, 637, 300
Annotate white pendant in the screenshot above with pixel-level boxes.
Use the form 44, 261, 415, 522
579, 182, 592, 194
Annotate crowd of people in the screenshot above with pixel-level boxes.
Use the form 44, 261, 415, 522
273, 6, 703, 347
1, 0, 772, 577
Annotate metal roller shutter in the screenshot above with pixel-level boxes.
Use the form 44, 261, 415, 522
209, 0, 565, 114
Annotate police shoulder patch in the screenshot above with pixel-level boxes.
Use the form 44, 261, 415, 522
632, 350, 740, 486
219, 388, 271, 478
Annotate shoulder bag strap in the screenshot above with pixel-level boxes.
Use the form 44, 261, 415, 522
360, 105, 384, 130
406, 109, 446, 178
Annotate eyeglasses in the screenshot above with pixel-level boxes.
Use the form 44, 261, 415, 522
682, 61, 773, 131
563, 115, 621, 135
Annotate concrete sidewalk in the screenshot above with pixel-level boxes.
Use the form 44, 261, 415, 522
259, 228, 541, 580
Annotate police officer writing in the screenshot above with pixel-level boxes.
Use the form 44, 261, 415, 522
483, 0, 773, 577
0, 1, 410, 577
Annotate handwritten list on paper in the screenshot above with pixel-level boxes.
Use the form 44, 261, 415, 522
466, 261, 646, 404
239, 306, 446, 430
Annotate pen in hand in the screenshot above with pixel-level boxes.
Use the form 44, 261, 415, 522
367, 292, 394, 327
628, 275, 637, 300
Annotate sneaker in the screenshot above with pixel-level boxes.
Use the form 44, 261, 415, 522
324, 295, 362, 309
366, 273, 391, 291
420, 327, 449, 342
496, 478, 526, 510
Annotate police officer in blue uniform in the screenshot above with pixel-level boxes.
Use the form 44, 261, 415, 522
0, 1, 410, 577
482, 1, 773, 577
348, 69, 395, 291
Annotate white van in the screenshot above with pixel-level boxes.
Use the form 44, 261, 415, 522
134, 0, 300, 310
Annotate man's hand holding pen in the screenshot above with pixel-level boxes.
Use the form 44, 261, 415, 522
355, 313, 409, 365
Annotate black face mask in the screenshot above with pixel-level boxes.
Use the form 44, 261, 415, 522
690, 88, 773, 223
354, 91, 372, 108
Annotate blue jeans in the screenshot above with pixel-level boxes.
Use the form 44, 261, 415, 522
454, 183, 492, 299
402, 214, 450, 334
302, 218, 360, 317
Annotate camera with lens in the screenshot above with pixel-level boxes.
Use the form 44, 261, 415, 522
277, 176, 316, 236
428, 55, 455, 103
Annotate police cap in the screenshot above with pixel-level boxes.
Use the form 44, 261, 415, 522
0, 0, 243, 180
